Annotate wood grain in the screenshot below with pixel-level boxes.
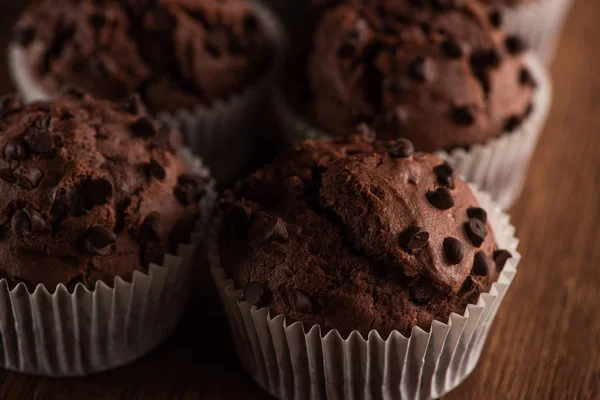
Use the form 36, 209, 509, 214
0, 0, 599, 399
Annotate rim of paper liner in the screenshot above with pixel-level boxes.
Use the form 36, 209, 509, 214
208, 185, 520, 399
0, 148, 217, 377
275, 53, 551, 208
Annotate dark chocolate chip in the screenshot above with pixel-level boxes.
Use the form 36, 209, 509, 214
82, 226, 116, 255
451, 106, 475, 125
390, 138, 414, 158
244, 282, 269, 307
130, 117, 157, 138
15, 26, 36, 47
337, 43, 355, 58
493, 249, 512, 272
141, 214, 160, 243
433, 163, 455, 189
34, 116, 53, 131
441, 39, 463, 59
399, 226, 429, 251
147, 159, 166, 181
294, 290, 314, 314
25, 128, 54, 154
88, 13, 106, 30
263, 218, 288, 243
505, 35, 526, 54
426, 187, 455, 210
356, 123, 376, 141
465, 218, 487, 247
504, 115, 522, 132
226, 202, 252, 232
444, 237, 464, 265
459, 275, 478, 296
408, 56, 435, 82
13, 166, 44, 189
4, 139, 29, 161
472, 251, 490, 276
470, 50, 501, 69
120, 94, 147, 116
489, 10, 503, 28
519, 67, 537, 88
467, 207, 487, 224
11, 210, 31, 236
0, 168, 16, 183
86, 178, 113, 207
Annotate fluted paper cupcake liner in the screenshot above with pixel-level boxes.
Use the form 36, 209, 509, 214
208, 186, 520, 400
501, 0, 573, 64
0, 149, 217, 377
8, 2, 285, 185
275, 53, 551, 209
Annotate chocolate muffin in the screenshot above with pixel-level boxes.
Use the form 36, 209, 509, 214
218, 133, 512, 337
13, 0, 273, 115
0, 92, 207, 291
288, 0, 535, 152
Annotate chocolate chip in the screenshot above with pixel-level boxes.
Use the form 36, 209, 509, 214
141, 214, 160, 243
25, 128, 54, 154
86, 178, 113, 207
467, 207, 487, 224
34, 116, 53, 131
147, 159, 166, 181
489, 10, 503, 28
390, 138, 414, 158
11, 210, 31, 236
465, 218, 487, 247
504, 116, 522, 132
0, 168, 15, 183
337, 43, 355, 58
120, 94, 147, 116
4, 139, 29, 161
244, 282, 269, 307
399, 226, 429, 251
459, 275, 478, 296
505, 35, 526, 54
88, 13, 106, 30
408, 56, 435, 82
174, 174, 205, 206
443, 237, 464, 265
82, 226, 116, 255
441, 39, 463, 59
433, 163, 455, 189
356, 123, 376, 141
263, 217, 288, 243
13, 166, 44, 189
226, 201, 252, 232
426, 187, 455, 210
519, 67, 537, 88
493, 249, 512, 272
130, 117, 157, 138
451, 106, 475, 125
472, 251, 490, 276
470, 50, 501, 69
293, 290, 314, 314
15, 26, 36, 47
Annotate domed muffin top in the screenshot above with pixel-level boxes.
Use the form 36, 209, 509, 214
289, 0, 535, 151
14, 0, 274, 114
0, 92, 207, 291
219, 133, 512, 337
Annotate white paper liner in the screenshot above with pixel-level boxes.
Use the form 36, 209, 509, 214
275, 53, 551, 209
0, 149, 217, 377
501, 0, 574, 64
208, 185, 519, 400
8, 2, 286, 185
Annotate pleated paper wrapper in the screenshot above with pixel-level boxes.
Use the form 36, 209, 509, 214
208, 186, 520, 400
0, 149, 217, 377
501, 0, 574, 64
275, 53, 551, 210
7, 2, 285, 185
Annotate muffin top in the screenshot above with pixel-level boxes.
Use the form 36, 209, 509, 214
14, 0, 273, 114
289, 0, 535, 152
0, 92, 208, 291
219, 133, 512, 337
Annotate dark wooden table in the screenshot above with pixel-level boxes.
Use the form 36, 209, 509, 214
0, 0, 598, 399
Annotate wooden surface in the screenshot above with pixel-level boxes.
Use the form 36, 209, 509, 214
0, 0, 599, 399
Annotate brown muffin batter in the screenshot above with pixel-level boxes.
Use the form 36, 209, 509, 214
219, 134, 512, 337
0, 92, 208, 291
